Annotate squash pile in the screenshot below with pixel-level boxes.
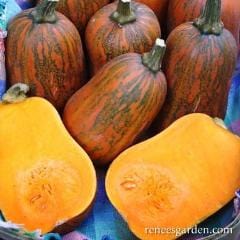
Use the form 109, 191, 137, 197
85, 0, 160, 75
1, 0, 240, 238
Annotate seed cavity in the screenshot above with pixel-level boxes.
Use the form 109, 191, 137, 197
16, 160, 82, 216
119, 164, 181, 215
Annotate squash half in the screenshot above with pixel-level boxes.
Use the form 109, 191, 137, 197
106, 113, 240, 240
0, 84, 96, 234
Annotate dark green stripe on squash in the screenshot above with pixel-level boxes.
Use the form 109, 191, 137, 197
153, 0, 237, 132
167, 0, 240, 46
63, 39, 167, 166
6, 0, 86, 111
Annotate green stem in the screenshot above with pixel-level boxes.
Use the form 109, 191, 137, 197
110, 0, 136, 25
30, 0, 59, 24
142, 38, 166, 73
193, 0, 223, 35
2, 84, 30, 104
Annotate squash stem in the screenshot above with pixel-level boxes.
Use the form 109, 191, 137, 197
193, 0, 223, 35
30, 0, 59, 24
2, 84, 29, 104
110, 0, 136, 25
142, 38, 166, 73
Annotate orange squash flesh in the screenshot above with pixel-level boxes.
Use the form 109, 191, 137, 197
0, 93, 96, 234
106, 113, 240, 240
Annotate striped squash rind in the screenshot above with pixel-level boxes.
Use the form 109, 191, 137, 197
135, 0, 169, 34
63, 53, 167, 165
6, 10, 86, 111
55, 0, 110, 34
167, 0, 240, 46
85, 1, 161, 75
154, 23, 237, 131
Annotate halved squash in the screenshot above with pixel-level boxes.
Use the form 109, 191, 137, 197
106, 113, 240, 240
0, 84, 96, 234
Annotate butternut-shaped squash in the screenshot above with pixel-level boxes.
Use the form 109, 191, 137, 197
106, 113, 240, 240
6, 0, 86, 111
0, 84, 96, 234
63, 39, 167, 166
154, 0, 237, 131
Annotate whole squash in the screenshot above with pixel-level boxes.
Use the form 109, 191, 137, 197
106, 113, 240, 240
85, 0, 160, 75
63, 39, 167, 165
167, 0, 240, 46
0, 84, 96, 234
154, 0, 237, 131
6, 0, 86, 111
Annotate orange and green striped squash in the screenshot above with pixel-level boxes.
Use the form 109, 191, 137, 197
38, 0, 110, 35
136, 0, 169, 34
85, 0, 161, 75
154, 0, 238, 132
167, 0, 240, 46
63, 39, 167, 166
6, 0, 86, 111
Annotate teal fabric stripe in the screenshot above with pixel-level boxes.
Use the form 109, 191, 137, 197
6, 0, 21, 24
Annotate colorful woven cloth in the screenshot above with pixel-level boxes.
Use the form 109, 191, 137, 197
62, 231, 90, 240
0, 1, 8, 98
7, 0, 21, 20
225, 55, 240, 135
0, 30, 7, 98
0, 0, 21, 98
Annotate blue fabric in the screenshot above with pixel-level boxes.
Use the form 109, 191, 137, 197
15, 0, 35, 10
44, 233, 62, 240
78, 170, 137, 240
0, 80, 6, 98
225, 55, 240, 134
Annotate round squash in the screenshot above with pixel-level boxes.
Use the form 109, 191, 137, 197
37, 0, 110, 35
6, 0, 86, 111
154, 0, 237, 131
0, 84, 96, 234
167, 0, 240, 46
63, 39, 167, 166
106, 113, 240, 240
85, 0, 161, 75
